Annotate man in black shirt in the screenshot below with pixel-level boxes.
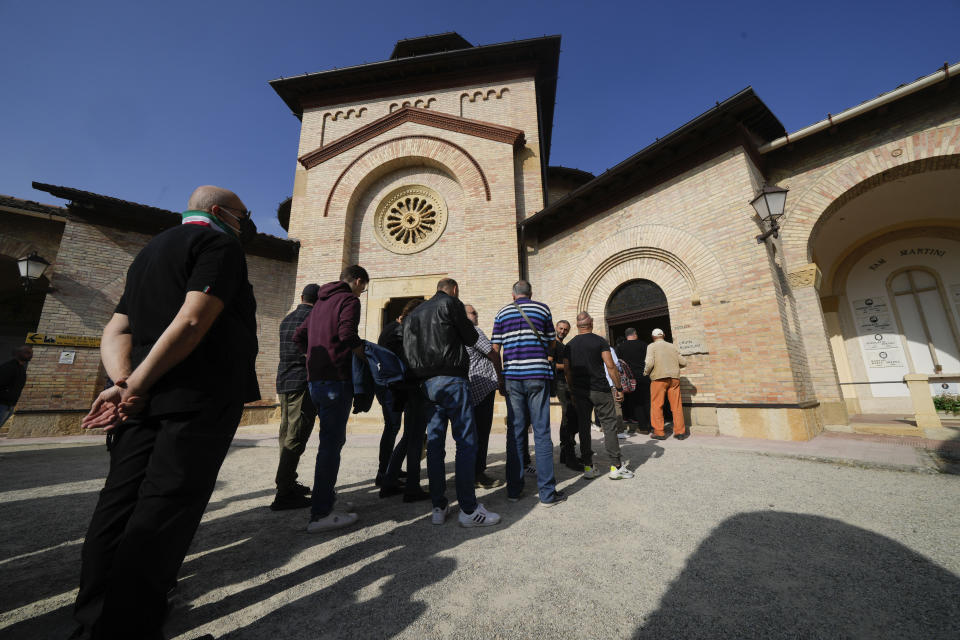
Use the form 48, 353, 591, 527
271, 283, 320, 510
564, 312, 634, 481
551, 321, 582, 470
615, 327, 651, 433
73, 185, 260, 640
0, 346, 32, 428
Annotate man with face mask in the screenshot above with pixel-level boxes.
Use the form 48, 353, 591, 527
72, 185, 260, 640
0, 346, 33, 428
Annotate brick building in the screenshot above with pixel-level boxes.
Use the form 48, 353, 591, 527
0, 188, 298, 436
3, 33, 958, 439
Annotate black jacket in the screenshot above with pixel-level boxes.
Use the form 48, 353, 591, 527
403, 291, 478, 380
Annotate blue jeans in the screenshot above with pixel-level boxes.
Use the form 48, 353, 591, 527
308, 380, 353, 518
505, 378, 557, 502
423, 376, 478, 514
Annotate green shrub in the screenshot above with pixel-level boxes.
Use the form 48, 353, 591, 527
933, 393, 960, 414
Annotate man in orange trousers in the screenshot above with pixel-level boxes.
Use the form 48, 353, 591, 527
643, 328, 688, 440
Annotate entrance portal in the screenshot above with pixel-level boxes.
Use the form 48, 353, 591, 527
605, 279, 672, 345
382, 296, 426, 332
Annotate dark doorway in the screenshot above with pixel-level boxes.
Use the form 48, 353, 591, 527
605, 279, 672, 346
382, 296, 426, 332
606, 280, 673, 425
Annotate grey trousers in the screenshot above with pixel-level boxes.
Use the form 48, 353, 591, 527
573, 388, 622, 467
275, 388, 317, 494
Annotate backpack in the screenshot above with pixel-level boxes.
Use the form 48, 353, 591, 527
618, 358, 637, 393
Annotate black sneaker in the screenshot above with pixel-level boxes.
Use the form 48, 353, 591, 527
674, 433, 690, 440
651, 434, 668, 440
403, 488, 431, 502
293, 482, 311, 495
541, 491, 568, 507
564, 459, 585, 472
269, 493, 312, 511
475, 473, 505, 489
379, 485, 403, 499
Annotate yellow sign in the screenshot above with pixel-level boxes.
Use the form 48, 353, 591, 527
25, 333, 100, 348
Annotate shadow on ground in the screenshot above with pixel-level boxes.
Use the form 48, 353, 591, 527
1, 448, 588, 639
633, 511, 960, 639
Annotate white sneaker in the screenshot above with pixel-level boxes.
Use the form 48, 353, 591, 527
583, 465, 601, 479
459, 503, 501, 528
609, 463, 635, 480
306, 510, 358, 533
431, 504, 451, 525
617, 432, 628, 440
591, 423, 602, 432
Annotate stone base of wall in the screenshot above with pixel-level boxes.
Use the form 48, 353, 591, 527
4, 405, 282, 438
819, 401, 850, 427
5, 412, 86, 437
717, 405, 823, 441
239, 405, 280, 427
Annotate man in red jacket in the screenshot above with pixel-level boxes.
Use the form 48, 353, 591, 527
294, 265, 369, 533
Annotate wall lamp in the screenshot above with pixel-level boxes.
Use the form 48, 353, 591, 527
17, 251, 50, 291
751, 184, 789, 244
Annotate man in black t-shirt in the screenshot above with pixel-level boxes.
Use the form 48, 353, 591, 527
564, 312, 634, 481
615, 327, 651, 432
72, 185, 259, 640
551, 320, 582, 470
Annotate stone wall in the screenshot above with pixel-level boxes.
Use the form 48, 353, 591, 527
531, 147, 822, 440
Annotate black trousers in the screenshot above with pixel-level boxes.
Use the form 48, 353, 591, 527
384, 387, 427, 495
473, 389, 496, 473
556, 381, 579, 455
74, 398, 242, 639
375, 386, 403, 477
622, 379, 651, 428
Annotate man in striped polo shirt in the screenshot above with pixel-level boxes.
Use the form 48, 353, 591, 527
491, 280, 566, 506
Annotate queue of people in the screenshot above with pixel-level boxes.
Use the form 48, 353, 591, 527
71, 184, 688, 639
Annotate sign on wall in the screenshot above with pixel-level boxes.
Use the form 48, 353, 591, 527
675, 329, 708, 355
850, 297, 910, 384
25, 333, 101, 348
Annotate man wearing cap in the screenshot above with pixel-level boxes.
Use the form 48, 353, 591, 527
643, 328, 688, 440
271, 283, 321, 510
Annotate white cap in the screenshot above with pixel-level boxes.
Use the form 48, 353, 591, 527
652, 328, 664, 337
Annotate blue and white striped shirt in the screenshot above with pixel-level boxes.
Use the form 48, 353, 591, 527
491, 298, 556, 380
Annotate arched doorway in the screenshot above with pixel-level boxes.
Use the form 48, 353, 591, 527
382, 295, 425, 332
605, 279, 671, 345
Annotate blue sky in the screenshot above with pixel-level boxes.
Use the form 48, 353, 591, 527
1, 1, 957, 237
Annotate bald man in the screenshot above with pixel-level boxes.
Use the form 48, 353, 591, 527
72, 185, 259, 639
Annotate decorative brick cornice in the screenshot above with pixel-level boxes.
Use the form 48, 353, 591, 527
299, 107, 525, 169
324, 134, 491, 217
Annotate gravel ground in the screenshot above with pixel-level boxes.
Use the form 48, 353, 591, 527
1, 432, 958, 639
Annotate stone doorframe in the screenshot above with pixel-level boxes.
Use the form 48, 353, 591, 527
363, 273, 446, 339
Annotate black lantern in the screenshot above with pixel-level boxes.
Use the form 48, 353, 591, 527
751, 184, 789, 244
17, 251, 50, 291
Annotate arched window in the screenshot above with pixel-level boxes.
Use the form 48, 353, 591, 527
605, 280, 667, 322
887, 268, 960, 374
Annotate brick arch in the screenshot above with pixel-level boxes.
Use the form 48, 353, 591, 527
571, 224, 727, 316
323, 134, 491, 218
0, 235, 39, 261
779, 124, 960, 265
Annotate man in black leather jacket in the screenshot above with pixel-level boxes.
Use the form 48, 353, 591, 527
403, 278, 501, 528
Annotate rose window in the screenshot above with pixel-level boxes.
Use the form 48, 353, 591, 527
373, 185, 448, 254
